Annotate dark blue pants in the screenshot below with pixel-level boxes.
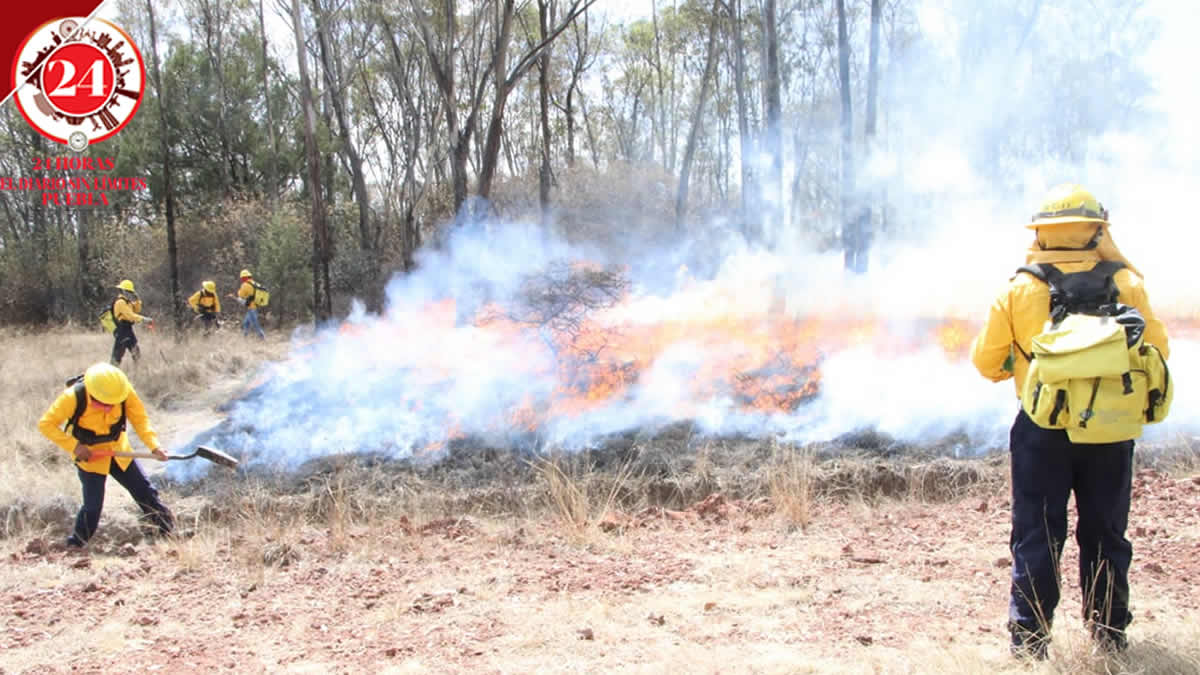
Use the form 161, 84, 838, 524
111, 323, 139, 365
69, 460, 174, 545
1009, 410, 1133, 638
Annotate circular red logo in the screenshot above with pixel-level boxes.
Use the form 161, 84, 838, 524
11, 18, 145, 150
41, 43, 118, 117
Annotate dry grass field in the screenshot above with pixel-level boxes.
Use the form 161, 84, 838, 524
1, 327, 1198, 674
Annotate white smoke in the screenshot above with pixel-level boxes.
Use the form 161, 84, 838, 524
168, 0, 1199, 476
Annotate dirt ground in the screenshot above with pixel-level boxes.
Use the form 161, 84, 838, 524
2, 466, 1198, 674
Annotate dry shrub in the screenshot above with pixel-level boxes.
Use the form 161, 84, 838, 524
768, 441, 814, 531
531, 451, 640, 540
534, 455, 590, 529
231, 481, 307, 571
813, 460, 908, 502
0, 496, 75, 539
1136, 437, 1200, 476
904, 458, 1001, 502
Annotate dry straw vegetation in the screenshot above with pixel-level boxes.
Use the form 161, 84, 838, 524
2, 328, 1198, 673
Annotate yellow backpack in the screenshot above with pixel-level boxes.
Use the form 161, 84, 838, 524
1018, 262, 1172, 443
99, 307, 116, 334
98, 296, 124, 334
249, 280, 270, 308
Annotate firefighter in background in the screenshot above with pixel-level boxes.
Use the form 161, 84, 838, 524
111, 279, 151, 366
231, 268, 265, 339
36, 362, 174, 548
970, 184, 1169, 659
187, 280, 221, 335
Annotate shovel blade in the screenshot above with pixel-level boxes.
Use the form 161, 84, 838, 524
195, 445, 240, 468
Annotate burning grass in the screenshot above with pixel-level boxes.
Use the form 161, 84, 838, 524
5, 325, 1196, 542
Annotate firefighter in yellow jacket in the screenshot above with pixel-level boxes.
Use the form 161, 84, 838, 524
971, 184, 1169, 658
37, 363, 174, 548
188, 280, 221, 334
111, 279, 152, 365
232, 268, 265, 339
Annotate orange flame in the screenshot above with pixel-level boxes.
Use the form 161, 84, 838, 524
340, 275, 993, 449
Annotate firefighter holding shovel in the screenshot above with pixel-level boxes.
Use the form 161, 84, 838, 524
37, 362, 174, 548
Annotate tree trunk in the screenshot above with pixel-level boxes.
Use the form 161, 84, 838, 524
146, 0, 181, 331
560, 15, 594, 169
198, 0, 233, 195
537, 0, 555, 222
865, 0, 882, 139
564, 85, 577, 168
290, 0, 331, 323
410, 0, 473, 214
731, 0, 753, 238
860, 0, 882, 259
651, 0, 669, 168
836, 0, 863, 273
259, 0, 278, 212
675, 0, 721, 230
313, 0, 372, 253
763, 0, 782, 212
477, 0, 517, 204
477, 0, 595, 202
580, 90, 601, 168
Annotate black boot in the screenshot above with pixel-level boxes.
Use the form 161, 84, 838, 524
1091, 624, 1128, 653
1010, 622, 1049, 661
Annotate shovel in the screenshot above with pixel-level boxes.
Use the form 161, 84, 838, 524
101, 445, 240, 468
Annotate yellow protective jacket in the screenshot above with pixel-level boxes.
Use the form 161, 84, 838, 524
37, 386, 161, 475
972, 226, 1169, 398
113, 294, 146, 324
237, 280, 258, 310
188, 289, 221, 314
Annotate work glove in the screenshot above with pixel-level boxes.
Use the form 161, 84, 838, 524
73, 445, 93, 462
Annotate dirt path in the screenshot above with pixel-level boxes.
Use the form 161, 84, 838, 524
2, 470, 1198, 674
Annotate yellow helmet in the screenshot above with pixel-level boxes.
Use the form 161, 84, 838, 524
239, 269, 252, 279
83, 363, 131, 404
202, 280, 216, 293
116, 279, 136, 292
1028, 184, 1109, 229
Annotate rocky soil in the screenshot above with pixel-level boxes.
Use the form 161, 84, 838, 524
1, 467, 1197, 674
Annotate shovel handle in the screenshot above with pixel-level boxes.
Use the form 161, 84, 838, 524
90, 451, 165, 461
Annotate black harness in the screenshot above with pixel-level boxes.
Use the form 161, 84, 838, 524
1016, 261, 1125, 324
1010, 261, 1129, 364
63, 379, 127, 445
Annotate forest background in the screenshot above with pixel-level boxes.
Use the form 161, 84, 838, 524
0, 0, 1182, 330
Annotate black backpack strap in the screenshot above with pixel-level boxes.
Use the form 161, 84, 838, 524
1012, 340, 1032, 364
1015, 264, 1045, 282
65, 381, 128, 445
1015, 263, 1064, 286
1011, 264, 1056, 362
1083, 260, 1125, 308
1089, 260, 1125, 282
67, 382, 87, 433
